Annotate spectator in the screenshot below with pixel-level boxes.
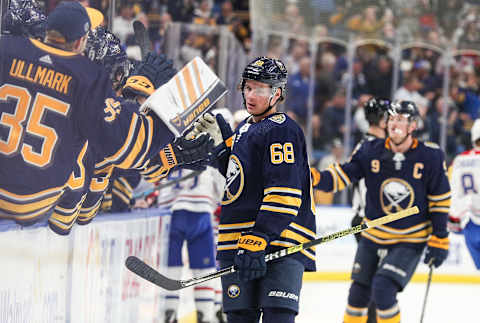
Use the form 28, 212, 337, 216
168, 0, 195, 22
365, 55, 392, 99
394, 74, 429, 117
322, 88, 347, 140
112, 3, 134, 44
286, 56, 312, 125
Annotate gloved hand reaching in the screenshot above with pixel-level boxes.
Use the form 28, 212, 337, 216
123, 53, 177, 98
159, 133, 214, 170
234, 231, 269, 282
423, 234, 449, 268
189, 112, 233, 148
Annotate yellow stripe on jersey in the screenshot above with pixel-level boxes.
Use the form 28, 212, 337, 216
117, 119, 146, 169
260, 205, 298, 216
218, 232, 242, 242
65, 141, 88, 190
269, 241, 316, 261
264, 187, 302, 196
427, 191, 451, 201
263, 194, 302, 207
89, 176, 110, 192
366, 226, 431, 240
96, 114, 138, 168
289, 222, 316, 238
327, 163, 351, 191
0, 192, 62, 213
49, 194, 86, 230
78, 199, 102, 223
362, 231, 429, 244
218, 221, 255, 230
112, 188, 131, 205
113, 179, 133, 198
133, 115, 154, 169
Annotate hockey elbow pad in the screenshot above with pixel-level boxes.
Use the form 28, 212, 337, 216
310, 167, 321, 187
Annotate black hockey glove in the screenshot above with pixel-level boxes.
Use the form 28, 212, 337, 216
423, 234, 449, 268
351, 213, 363, 243
123, 53, 177, 98
159, 133, 214, 170
234, 231, 269, 282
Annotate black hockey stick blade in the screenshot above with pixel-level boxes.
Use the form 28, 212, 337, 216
126, 256, 183, 291
132, 20, 151, 60
127, 206, 419, 290
126, 255, 235, 291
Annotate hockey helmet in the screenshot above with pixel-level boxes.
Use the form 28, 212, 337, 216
3, 0, 46, 39
85, 26, 131, 91
387, 100, 419, 121
241, 57, 288, 99
364, 97, 390, 125
471, 119, 480, 145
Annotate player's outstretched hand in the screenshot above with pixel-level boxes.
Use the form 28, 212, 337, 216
190, 112, 233, 147
136, 53, 177, 88
423, 235, 449, 268
160, 133, 214, 169
234, 231, 269, 282
123, 53, 177, 98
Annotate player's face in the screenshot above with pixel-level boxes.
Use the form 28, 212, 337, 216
243, 80, 274, 115
387, 114, 412, 144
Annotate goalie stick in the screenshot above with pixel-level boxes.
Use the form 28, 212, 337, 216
132, 20, 151, 60
125, 206, 419, 291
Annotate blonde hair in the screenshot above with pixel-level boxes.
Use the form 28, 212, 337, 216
44, 30, 76, 51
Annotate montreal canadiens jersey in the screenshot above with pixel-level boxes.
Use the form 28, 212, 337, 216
316, 138, 451, 247
449, 149, 480, 227
0, 36, 174, 226
217, 112, 317, 271
154, 167, 224, 214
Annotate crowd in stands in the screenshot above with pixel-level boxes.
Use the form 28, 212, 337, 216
51, 0, 480, 186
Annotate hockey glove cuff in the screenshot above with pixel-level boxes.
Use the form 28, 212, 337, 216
158, 133, 214, 170
234, 231, 269, 282
424, 235, 449, 268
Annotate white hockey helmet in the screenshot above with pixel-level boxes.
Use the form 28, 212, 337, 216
471, 119, 480, 145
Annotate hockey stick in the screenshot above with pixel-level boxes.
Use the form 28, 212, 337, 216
125, 206, 419, 291
419, 259, 434, 323
133, 170, 203, 199
133, 20, 151, 60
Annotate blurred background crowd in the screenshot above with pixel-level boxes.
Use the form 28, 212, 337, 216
27, 0, 480, 205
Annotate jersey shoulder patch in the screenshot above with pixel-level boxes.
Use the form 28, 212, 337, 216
424, 141, 440, 149
269, 113, 286, 124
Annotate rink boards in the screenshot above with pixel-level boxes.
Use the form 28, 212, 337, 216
0, 206, 478, 322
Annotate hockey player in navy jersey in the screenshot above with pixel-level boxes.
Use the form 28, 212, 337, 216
314, 100, 450, 323
192, 57, 316, 323
448, 118, 480, 269
0, 1, 213, 229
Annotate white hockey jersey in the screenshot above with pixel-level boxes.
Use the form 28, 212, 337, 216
157, 167, 225, 214
449, 149, 480, 227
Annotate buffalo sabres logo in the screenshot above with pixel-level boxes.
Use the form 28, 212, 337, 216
222, 155, 244, 205
380, 178, 414, 214
228, 284, 241, 298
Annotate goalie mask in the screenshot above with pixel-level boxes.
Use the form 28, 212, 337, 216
2, 0, 46, 39
240, 57, 288, 116
85, 26, 131, 91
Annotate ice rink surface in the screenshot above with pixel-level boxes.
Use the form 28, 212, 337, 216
297, 281, 477, 323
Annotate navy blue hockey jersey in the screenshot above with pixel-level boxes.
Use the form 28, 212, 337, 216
0, 36, 174, 226
315, 138, 451, 247
217, 112, 317, 271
